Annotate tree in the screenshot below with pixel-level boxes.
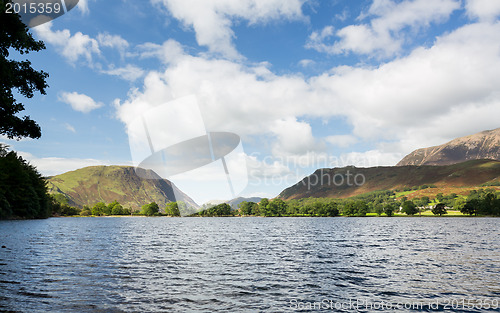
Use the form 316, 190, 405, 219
165, 202, 181, 216
415, 197, 430, 210
259, 198, 270, 216
342, 200, 367, 216
402, 200, 418, 215
268, 198, 287, 216
80, 206, 91, 216
374, 203, 384, 216
453, 197, 466, 211
461, 198, 478, 216
432, 203, 447, 216
91, 202, 106, 216
0, 145, 49, 219
141, 202, 159, 216
1, 1, 49, 139
214, 203, 231, 216
110, 201, 124, 215
324, 201, 339, 217
382, 202, 398, 217
239, 201, 257, 216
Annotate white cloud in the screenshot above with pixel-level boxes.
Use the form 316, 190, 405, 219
319, 21, 500, 148
101, 64, 145, 82
307, 0, 461, 57
64, 123, 76, 133
59, 91, 104, 113
35, 26, 137, 79
17, 151, 112, 177
465, 0, 500, 21
137, 39, 185, 64
77, 0, 90, 14
270, 118, 322, 157
339, 150, 403, 168
97, 33, 130, 59
326, 135, 359, 148
117, 20, 500, 173
151, 0, 305, 59
35, 22, 100, 65
298, 59, 315, 68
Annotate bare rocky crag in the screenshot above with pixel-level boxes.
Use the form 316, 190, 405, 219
397, 128, 500, 166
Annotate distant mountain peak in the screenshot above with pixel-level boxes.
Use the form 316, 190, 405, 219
397, 127, 500, 166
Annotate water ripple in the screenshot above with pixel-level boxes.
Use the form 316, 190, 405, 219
0, 217, 499, 312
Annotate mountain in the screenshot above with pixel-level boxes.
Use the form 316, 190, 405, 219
203, 197, 263, 209
47, 166, 198, 210
228, 197, 263, 209
278, 159, 500, 200
397, 128, 500, 166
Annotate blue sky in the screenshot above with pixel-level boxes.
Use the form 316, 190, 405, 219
4, 0, 500, 204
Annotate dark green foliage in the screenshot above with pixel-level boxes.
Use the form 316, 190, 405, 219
107, 200, 130, 215
290, 198, 339, 216
259, 198, 269, 214
459, 189, 500, 216
383, 202, 397, 217
141, 202, 160, 216
91, 202, 107, 216
0, 145, 49, 219
342, 200, 368, 217
1, 0, 49, 139
434, 193, 458, 207
49, 194, 80, 216
238, 201, 257, 215
195, 203, 232, 217
414, 196, 430, 208
432, 203, 447, 216
402, 200, 418, 215
265, 198, 287, 216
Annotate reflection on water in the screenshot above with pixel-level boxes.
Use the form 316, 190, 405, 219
0, 217, 499, 312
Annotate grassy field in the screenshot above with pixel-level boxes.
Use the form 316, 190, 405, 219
365, 210, 466, 217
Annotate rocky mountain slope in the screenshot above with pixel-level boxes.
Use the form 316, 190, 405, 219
397, 128, 500, 166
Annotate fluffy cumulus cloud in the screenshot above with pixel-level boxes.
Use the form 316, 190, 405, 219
307, 0, 461, 57
35, 24, 146, 82
322, 22, 500, 143
35, 22, 100, 65
17, 151, 111, 176
97, 33, 130, 59
59, 91, 104, 113
150, 0, 305, 59
270, 118, 322, 157
117, 18, 500, 168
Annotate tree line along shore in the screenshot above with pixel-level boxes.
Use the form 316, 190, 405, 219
45, 187, 500, 218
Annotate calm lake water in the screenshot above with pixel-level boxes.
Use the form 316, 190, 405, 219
0, 217, 499, 312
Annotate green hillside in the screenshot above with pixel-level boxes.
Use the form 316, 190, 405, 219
279, 159, 500, 200
47, 166, 198, 210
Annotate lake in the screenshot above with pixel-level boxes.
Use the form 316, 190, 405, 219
0, 217, 499, 312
